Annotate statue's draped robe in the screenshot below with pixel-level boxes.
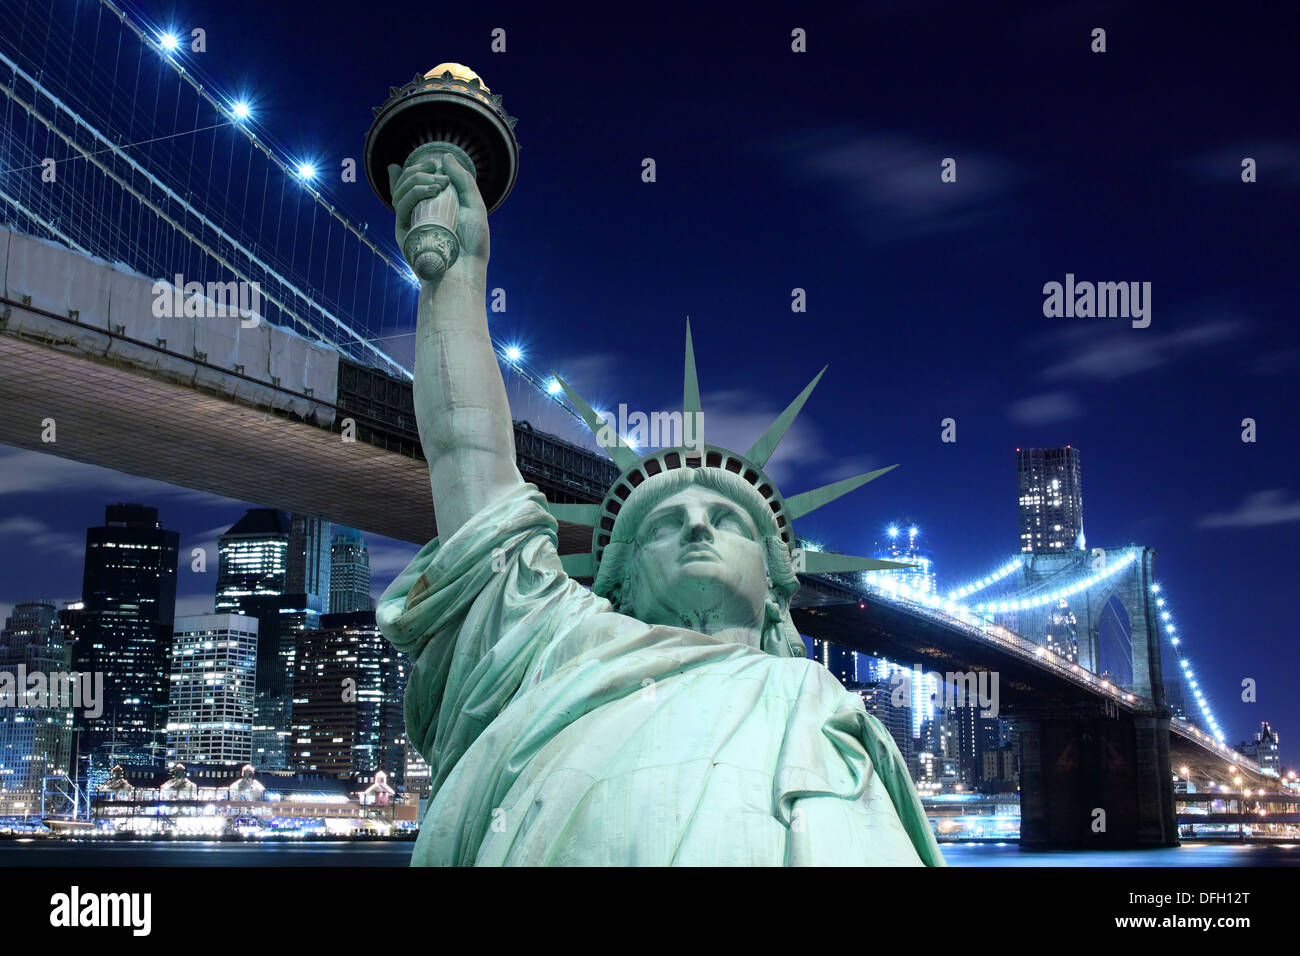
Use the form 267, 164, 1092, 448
377, 483, 946, 866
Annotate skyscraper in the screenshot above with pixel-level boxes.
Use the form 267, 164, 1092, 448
867, 524, 937, 596
288, 515, 332, 612
952, 702, 1000, 791
291, 610, 408, 785
0, 601, 75, 800
216, 509, 319, 769
215, 509, 291, 616
166, 614, 257, 765
76, 503, 179, 770
329, 527, 373, 614
1016, 446, 1084, 553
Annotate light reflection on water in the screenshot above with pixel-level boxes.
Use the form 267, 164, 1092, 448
939, 841, 1300, 867
0, 840, 1296, 866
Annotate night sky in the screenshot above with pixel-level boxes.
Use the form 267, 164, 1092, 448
2, 1, 1296, 762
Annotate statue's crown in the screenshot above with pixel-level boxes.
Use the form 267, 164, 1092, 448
547, 321, 911, 584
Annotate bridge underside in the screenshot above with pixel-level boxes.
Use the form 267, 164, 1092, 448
0, 324, 591, 552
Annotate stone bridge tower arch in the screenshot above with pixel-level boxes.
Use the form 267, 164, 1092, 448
1017, 545, 1166, 706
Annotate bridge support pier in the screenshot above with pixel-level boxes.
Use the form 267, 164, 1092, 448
1018, 709, 1178, 848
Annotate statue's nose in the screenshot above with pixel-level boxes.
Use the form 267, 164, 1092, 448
682, 514, 713, 543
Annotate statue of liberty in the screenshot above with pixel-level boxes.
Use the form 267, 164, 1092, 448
375, 130, 946, 867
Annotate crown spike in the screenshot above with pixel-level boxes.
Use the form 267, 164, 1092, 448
553, 373, 642, 473
746, 366, 827, 467
785, 464, 900, 520
683, 318, 704, 449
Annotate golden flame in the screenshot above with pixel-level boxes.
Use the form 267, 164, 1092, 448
424, 62, 489, 93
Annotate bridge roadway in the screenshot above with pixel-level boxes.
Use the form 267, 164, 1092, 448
0, 298, 608, 556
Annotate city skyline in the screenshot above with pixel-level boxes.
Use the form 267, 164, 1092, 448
0, 422, 1290, 774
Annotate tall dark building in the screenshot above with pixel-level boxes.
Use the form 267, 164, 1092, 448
76, 504, 179, 770
291, 610, 408, 786
1016, 446, 1084, 553
288, 515, 332, 610
216, 509, 319, 769
329, 528, 373, 614
0, 601, 75, 799
953, 703, 1000, 791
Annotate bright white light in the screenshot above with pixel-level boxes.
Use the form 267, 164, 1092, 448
1151, 583, 1161, 593
160, 32, 180, 51
232, 101, 251, 119
887, 525, 899, 539
297, 163, 316, 180
504, 346, 522, 362
545, 379, 562, 395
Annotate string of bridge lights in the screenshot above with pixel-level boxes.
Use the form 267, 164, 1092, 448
1152, 583, 1224, 743
877, 550, 1138, 617
873, 546, 1227, 745
111, 0, 588, 427
945, 558, 1023, 602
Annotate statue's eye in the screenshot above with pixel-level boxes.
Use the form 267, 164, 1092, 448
715, 510, 749, 535
646, 515, 678, 540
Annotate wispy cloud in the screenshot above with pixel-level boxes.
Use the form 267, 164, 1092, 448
780, 129, 1023, 240
0, 447, 240, 507
1034, 320, 1244, 383
0, 515, 86, 561
1008, 391, 1084, 425
1198, 490, 1300, 529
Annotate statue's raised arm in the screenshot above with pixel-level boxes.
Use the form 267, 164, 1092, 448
388, 151, 522, 539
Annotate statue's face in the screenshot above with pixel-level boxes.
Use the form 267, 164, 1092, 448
627, 485, 768, 630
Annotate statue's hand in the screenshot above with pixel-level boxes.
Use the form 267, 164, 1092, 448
388, 151, 489, 282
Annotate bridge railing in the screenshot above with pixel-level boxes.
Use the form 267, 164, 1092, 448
843, 577, 1148, 709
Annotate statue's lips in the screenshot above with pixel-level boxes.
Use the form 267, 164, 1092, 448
679, 544, 720, 563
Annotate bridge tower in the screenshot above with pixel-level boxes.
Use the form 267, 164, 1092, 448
1014, 546, 1178, 847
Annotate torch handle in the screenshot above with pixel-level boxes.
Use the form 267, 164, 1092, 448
404, 181, 461, 281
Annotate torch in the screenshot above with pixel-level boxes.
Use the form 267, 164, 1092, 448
364, 63, 519, 280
